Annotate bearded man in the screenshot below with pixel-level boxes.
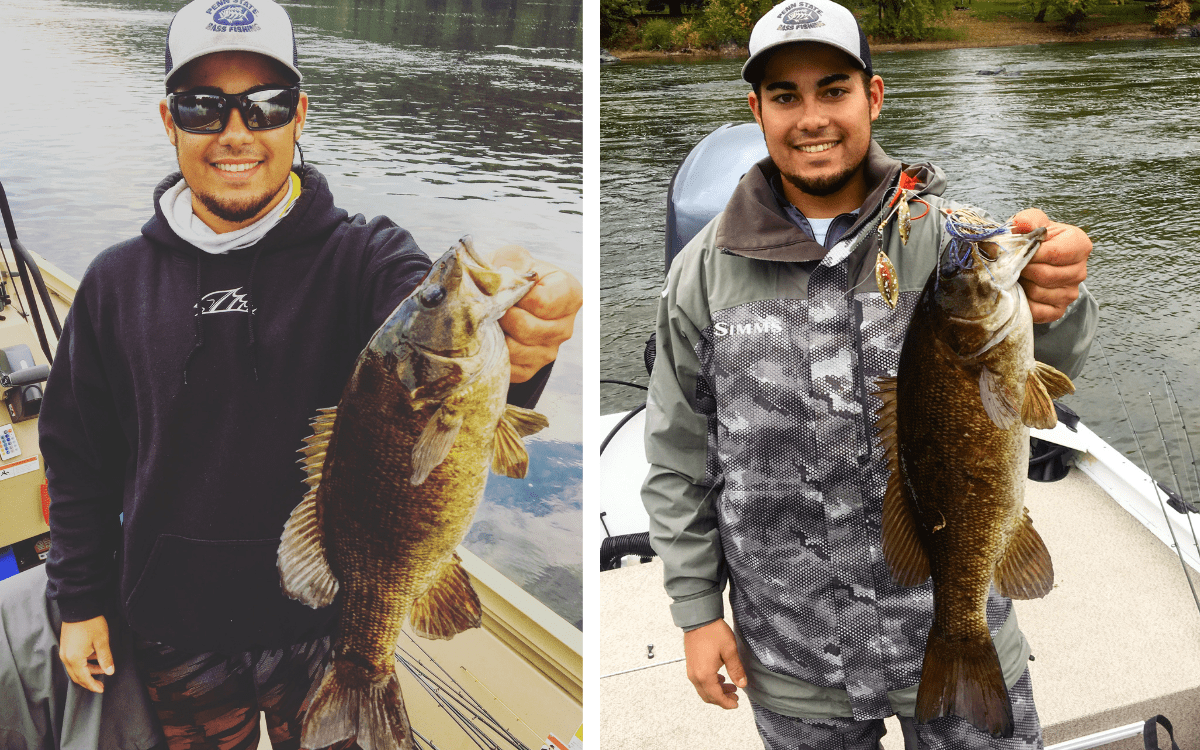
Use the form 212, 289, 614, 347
41, 1, 580, 747
641, 2, 1097, 748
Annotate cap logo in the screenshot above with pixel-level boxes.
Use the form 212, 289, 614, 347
206, 0, 260, 31
777, 2, 824, 29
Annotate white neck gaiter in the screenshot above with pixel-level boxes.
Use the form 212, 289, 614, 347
160, 171, 302, 254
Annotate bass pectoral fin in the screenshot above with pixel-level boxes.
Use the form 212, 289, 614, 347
491, 405, 548, 478
874, 376, 932, 586
994, 508, 1054, 599
979, 366, 1021, 430
410, 553, 483, 640
492, 414, 530, 478
503, 404, 549, 437
1021, 361, 1075, 429
411, 405, 463, 486
1020, 371, 1057, 430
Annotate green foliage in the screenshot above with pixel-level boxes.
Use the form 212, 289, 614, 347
862, 0, 955, 40
671, 18, 704, 48
697, 0, 777, 45
1155, 0, 1192, 30
1023, 0, 1093, 26
601, 0, 638, 43
639, 18, 677, 48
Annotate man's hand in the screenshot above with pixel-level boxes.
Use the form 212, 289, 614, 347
1012, 208, 1091, 325
60, 615, 114, 693
683, 619, 748, 709
490, 245, 582, 383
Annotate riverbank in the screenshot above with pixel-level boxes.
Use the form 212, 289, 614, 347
607, 4, 1167, 60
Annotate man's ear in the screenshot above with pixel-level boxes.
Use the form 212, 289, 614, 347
868, 75, 884, 122
748, 90, 764, 131
293, 91, 309, 142
159, 99, 177, 146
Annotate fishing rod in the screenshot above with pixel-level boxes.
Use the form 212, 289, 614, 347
1164, 377, 1200, 505
394, 634, 534, 750
1098, 338, 1200, 617
397, 631, 528, 743
1150, 373, 1200, 578
0, 179, 64, 364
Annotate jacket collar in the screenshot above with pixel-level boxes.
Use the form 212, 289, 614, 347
716, 140, 944, 262
141, 164, 347, 256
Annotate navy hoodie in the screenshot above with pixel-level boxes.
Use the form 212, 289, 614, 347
42, 165, 442, 652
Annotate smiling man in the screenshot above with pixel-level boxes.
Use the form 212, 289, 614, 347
39, 1, 580, 748
641, 2, 1097, 749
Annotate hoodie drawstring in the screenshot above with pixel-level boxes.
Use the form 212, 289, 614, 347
182, 253, 205, 385
244, 243, 265, 382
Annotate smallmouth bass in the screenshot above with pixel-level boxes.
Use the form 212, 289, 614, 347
875, 210, 1074, 738
276, 237, 547, 750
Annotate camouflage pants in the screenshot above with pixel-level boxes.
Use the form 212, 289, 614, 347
132, 633, 358, 750
753, 669, 1041, 750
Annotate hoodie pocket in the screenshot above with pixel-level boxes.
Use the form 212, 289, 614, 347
125, 534, 292, 648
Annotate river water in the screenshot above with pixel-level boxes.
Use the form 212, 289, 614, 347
601, 40, 1200, 501
0, 0, 582, 628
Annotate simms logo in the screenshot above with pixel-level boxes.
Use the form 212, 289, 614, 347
713, 320, 784, 336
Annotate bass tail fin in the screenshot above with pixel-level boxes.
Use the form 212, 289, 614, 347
302, 660, 413, 750
915, 623, 1014, 739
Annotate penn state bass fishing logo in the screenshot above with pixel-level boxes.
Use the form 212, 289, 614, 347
777, 1, 824, 29
206, 0, 261, 32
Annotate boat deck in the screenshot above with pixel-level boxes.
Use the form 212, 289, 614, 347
597, 468, 1200, 750
244, 547, 582, 749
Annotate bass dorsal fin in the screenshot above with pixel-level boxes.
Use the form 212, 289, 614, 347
278, 407, 340, 609
875, 376, 931, 586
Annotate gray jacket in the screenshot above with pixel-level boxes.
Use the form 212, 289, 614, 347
0, 565, 163, 750
641, 143, 1097, 720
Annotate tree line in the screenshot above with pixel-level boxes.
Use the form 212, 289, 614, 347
602, 0, 1193, 48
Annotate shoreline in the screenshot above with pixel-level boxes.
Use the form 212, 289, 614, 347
607, 16, 1167, 60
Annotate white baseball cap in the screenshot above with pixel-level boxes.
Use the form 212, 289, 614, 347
742, 0, 873, 84
164, 0, 302, 90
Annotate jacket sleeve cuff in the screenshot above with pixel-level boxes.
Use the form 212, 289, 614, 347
670, 589, 725, 630
505, 361, 554, 409
52, 591, 109, 624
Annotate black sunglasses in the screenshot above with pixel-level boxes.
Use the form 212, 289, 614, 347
168, 85, 300, 134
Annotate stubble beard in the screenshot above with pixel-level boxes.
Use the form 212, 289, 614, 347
193, 184, 282, 224
177, 141, 288, 224
777, 121, 873, 199
780, 138, 870, 198
781, 159, 863, 197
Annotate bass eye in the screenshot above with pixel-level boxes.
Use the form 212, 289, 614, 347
418, 284, 446, 308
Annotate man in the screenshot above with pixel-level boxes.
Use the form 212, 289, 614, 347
641, 2, 1097, 748
40, 0, 581, 747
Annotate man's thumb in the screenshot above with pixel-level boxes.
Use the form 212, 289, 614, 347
95, 638, 115, 675
722, 641, 748, 688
